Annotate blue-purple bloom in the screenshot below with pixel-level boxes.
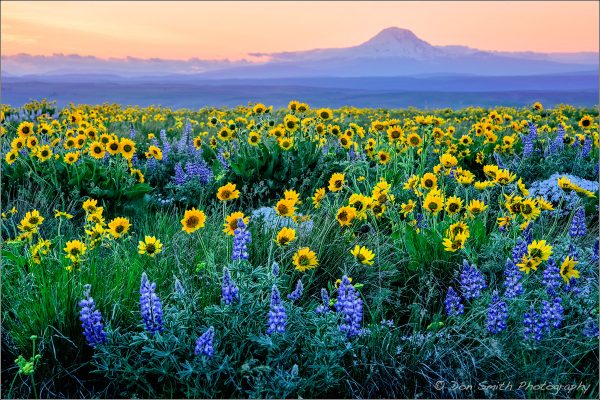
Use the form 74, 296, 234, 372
287, 279, 304, 302
523, 304, 544, 342
194, 326, 215, 357
232, 219, 251, 261
583, 317, 599, 338
335, 275, 363, 338
503, 259, 524, 299
79, 284, 107, 347
140, 272, 164, 334
267, 285, 287, 335
173, 163, 186, 186
541, 297, 564, 330
221, 267, 240, 305
569, 207, 586, 238
460, 260, 487, 300
444, 286, 464, 316
315, 288, 331, 314
271, 261, 280, 277
486, 292, 508, 334
542, 258, 561, 296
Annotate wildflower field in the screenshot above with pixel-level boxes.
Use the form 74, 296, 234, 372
1, 99, 599, 399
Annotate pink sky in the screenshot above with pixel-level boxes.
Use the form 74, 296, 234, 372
2, 1, 598, 60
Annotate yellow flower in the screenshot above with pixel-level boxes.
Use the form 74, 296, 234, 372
328, 172, 345, 192
400, 199, 416, 216
64, 240, 87, 262
5, 150, 18, 165
284, 189, 302, 206
467, 199, 487, 218
350, 245, 375, 265
423, 192, 444, 215
494, 169, 516, 186
578, 115, 594, 130
446, 221, 470, 238
35, 145, 53, 162
293, 247, 318, 272
444, 196, 464, 215
119, 138, 136, 159
223, 211, 249, 236
517, 255, 541, 274
520, 198, 541, 221
517, 178, 529, 196
106, 139, 121, 155
138, 236, 163, 257
442, 232, 468, 252
348, 194, 372, 220
527, 240, 552, 262
560, 256, 580, 283
181, 208, 207, 234
406, 132, 422, 147
275, 198, 296, 217
312, 187, 326, 209
275, 227, 296, 246
278, 136, 294, 150
420, 173, 437, 190
89, 141, 105, 159
108, 217, 131, 239
377, 150, 391, 164
64, 152, 80, 165
82, 198, 99, 214
248, 131, 261, 146
336, 206, 357, 227
316, 108, 332, 120
217, 182, 240, 201
21, 210, 44, 229
54, 210, 73, 219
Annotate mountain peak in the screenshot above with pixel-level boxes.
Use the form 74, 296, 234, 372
357, 27, 441, 59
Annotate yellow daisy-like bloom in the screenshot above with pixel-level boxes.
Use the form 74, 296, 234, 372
54, 210, 73, 219
517, 178, 529, 197
64, 152, 80, 165
278, 136, 294, 151
89, 141, 105, 159
400, 199, 416, 216
328, 172, 345, 192
377, 150, 391, 164
119, 138, 136, 159
35, 145, 52, 162
217, 182, 240, 202
64, 240, 87, 262
147, 145, 163, 160
527, 240, 552, 262
312, 187, 326, 208
406, 132, 422, 147
439, 153, 458, 168
283, 114, 300, 132
17, 121, 34, 137
560, 256, 580, 283
11, 137, 26, 152
420, 173, 437, 190
423, 193, 444, 215
520, 198, 541, 221
348, 193, 372, 220
275, 198, 296, 217
181, 208, 207, 234
248, 131, 261, 146
223, 211, 249, 236
316, 108, 332, 120
467, 199, 488, 218
108, 217, 131, 239
557, 176, 572, 191
336, 206, 357, 227
351, 245, 375, 265
284, 189, 301, 206
445, 196, 464, 215
442, 232, 468, 252
517, 255, 542, 274
494, 169, 516, 186
274, 226, 296, 246
5, 150, 18, 165
578, 115, 594, 130
138, 236, 163, 257
106, 139, 121, 155
27, 136, 39, 148
446, 221, 470, 238
193, 136, 203, 150
83, 199, 99, 214
293, 247, 318, 272
21, 210, 44, 228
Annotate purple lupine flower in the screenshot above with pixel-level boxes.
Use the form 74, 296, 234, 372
177, 120, 191, 153
486, 291, 508, 334
129, 125, 136, 139
79, 284, 107, 347
172, 163, 186, 185
460, 260, 487, 300
160, 129, 170, 163
541, 297, 564, 330
335, 275, 363, 338
287, 279, 304, 302
217, 148, 229, 170
592, 238, 599, 263
147, 157, 158, 174
522, 123, 536, 158
580, 136, 592, 158
140, 272, 164, 334
503, 259, 523, 299
444, 286, 464, 316
221, 267, 239, 305
583, 317, 599, 338
271, 261, 280, 277
184, 160, 213, 185
512, 239, 529, 263
267, 285, 287, 335
553, 124, 565, 152
315, 288, 331, 314
569, 207, 586, 238
523, 304, 544, 342
194, 326, 215, 357
568, 243, 580, 260
232, 219, 251, 261
565, 277, 581, 295
542, 258, 561, 296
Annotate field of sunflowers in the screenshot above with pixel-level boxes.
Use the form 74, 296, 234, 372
1, 99, 598, 399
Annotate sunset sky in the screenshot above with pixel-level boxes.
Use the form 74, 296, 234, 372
2, 1, 598, 60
